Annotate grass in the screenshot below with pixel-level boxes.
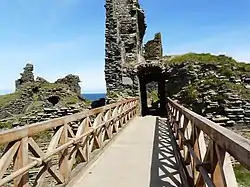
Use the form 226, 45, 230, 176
64, 95, 80, 105
225, 82, 250, 99
40, 82, 69, 91
244, 131, 250, 138
33, 130, 53, 142
179, 74, 250, 103
147, 90, 159, 102
163, 52, 250, 78
234, 164, 250, 187
163, 52, 237, 65
0, 91, 21, 106
25, 101, 44, 113
0, 121, 12, 129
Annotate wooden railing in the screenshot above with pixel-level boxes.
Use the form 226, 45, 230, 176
167, 98, 250, 187
0, 98, 138, 187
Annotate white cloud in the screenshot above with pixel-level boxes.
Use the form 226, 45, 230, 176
77, 68, 106, 93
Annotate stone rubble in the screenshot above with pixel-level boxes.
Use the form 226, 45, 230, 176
168, 62, 250, 126
8, 105, 87, 129
0, 63, 87, 122
15, 63, 35, 90
55, 74, 81, 96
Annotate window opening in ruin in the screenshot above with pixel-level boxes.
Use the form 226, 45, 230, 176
48, 96, 60, 106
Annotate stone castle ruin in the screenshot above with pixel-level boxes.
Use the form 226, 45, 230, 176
104, 0, 147, 97
104, 0, 166, 115
0, 63, 86, 125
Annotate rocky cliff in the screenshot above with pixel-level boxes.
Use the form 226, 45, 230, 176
161, 53, 250, 128
0, 64, 88, 129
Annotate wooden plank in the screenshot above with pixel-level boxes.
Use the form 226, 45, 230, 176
212, 154, 224, 186
195, 141, 214, 187
93, 113, 103, 147
184, 119, 192, 162
0, 98, 138, 187
193, 128, 201, 184
0, 141, 20, 179
47, 126, 64, 152
33, 163, 64, 186
222, 152, 238, 187
168, 98, 250, 170
59, 124, 70, 183
104, 110, 112, 139
28, 138, 44, 157
0, 99, 137, 144
13, 137, 29, 187
28, 137, 64, 185
214, 144, 238, 187
112, 106, 119, 133
68, 120, 88, 171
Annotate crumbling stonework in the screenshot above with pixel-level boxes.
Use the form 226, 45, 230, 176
15, 63, 35, 90
104, 0, 146, 98
55, 74, 81, 96
165, 59, 250, 126
0, 64, 85, 120
144, 32, 163, 60
36, 76, 48, 84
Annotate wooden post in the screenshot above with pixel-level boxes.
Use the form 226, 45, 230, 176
13, 137, 29, 187
59, 124, 70, 183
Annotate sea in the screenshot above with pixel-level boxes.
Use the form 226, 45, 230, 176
82, 93, 106, 101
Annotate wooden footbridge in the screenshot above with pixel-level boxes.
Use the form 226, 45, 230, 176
0, 98, 250, 187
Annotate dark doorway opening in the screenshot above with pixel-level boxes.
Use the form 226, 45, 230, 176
146, 81, 159, 108
137, 66, 166, 117
48, 96, 60, 106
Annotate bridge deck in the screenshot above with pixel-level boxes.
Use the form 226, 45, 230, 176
67, 116, 187, 187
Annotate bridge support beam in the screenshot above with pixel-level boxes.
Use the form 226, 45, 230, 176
139, 78, 147, 116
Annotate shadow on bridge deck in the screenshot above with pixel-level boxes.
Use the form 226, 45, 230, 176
67, 116, 188, 187
150, 117, 189, 187
146, 107, 167, 117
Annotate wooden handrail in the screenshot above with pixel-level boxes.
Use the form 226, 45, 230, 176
0, 99, 137, 144
0, 98, 139, 186
167, 97, 250, 187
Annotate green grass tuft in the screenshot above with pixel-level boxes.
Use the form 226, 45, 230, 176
164, 52, 237, 65
234, 164, 250, 187
0, 91, 21, 106
0, 121, 12, 129
147, 90, 159, 102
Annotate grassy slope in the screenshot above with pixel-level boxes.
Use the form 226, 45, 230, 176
0, 91, 21, 106
234, 164, 250, 187
164, 52, 250, 76
0, 82, 87, 124
164, 53, 250, 185
163, 53, 250, 104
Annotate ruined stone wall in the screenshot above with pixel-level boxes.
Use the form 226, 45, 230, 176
104, 0, 146, 98
144, 32, 163, 60
15, 63, 35, 90
55, 74, 81, 96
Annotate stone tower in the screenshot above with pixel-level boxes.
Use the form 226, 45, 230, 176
104, 0, 146, 98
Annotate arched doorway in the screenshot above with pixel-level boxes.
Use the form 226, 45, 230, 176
137, 66, 166, 116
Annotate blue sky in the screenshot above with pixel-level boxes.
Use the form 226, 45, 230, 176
0, 0, 250, 94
